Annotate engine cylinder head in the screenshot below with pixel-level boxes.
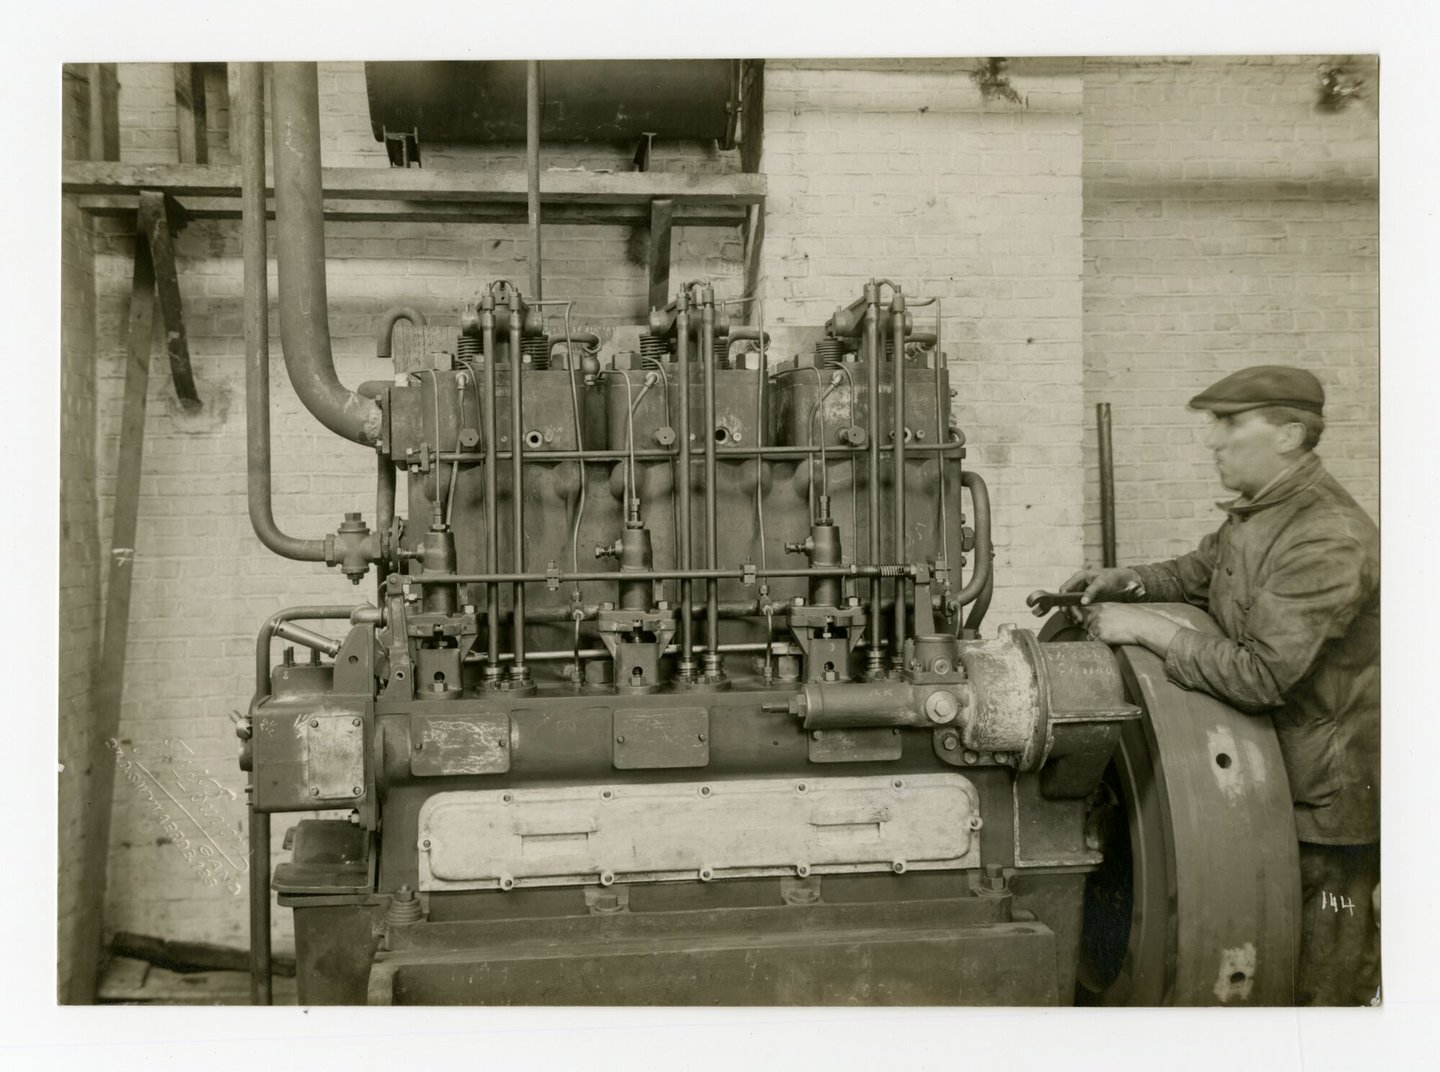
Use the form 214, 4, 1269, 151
522, 336, 551, 369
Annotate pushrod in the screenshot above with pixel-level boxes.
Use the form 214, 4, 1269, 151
863, 280, 884, 677
481, 296, 501, 683
700, 287, 722, 673
675, 293, 696, 680
431, 441, 965, 464
890, 289, 908, 670
508, 288, 529, 682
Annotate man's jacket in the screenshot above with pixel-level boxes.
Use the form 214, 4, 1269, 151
1131, 453, 1379, 844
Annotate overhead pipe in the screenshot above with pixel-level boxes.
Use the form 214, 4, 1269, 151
271, 62, 383, 447
239, 62, 326, 563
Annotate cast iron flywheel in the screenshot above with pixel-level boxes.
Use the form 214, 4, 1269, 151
1043, 604, 1300, 1005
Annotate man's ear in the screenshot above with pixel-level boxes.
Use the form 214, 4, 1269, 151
1275, 420, 1305, 454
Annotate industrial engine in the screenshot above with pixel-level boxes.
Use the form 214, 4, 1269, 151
237, 62, 1299, 1006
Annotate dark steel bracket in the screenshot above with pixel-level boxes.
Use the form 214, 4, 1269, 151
382, 126, 422, 168
136, 190, 202, 410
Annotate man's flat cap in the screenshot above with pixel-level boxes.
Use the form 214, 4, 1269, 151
1188, 365, 1325, 416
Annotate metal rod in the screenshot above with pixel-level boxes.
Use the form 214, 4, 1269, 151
700, 286, 722, 673
412, 564, 919, 585
863, 280, 884, 677
481, 297, 501, 683
526, 61, 542, 299
239, 63, 327, 562
1098, 402, 1117, 569
272, 620, 342, 657
432, 441, 964, 463
675, 292, 695, 680
890, 288, 908, 670
508, 289, 529, 682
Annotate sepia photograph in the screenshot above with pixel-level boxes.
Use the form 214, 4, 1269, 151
20, 0, 1437, 1065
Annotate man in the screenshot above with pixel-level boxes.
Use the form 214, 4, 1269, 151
1053, 366, 1379, 1005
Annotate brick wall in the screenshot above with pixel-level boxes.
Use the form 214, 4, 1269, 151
58, 67, 103, 1002
1081, 56, 1379, 568
759, 59, 1087, 626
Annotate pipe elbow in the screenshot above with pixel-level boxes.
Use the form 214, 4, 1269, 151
376, 306, 428, 361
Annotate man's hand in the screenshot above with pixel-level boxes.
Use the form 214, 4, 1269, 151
1079, 603, 1183, 655
1060, 566, 1147, 606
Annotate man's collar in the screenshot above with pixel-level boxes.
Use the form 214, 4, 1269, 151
1218, 453, 1322, 516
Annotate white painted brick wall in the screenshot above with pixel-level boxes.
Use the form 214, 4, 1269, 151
759, 58, 1087, 628
1081, 56, 1379, 568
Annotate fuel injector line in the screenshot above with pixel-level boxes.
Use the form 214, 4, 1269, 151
675, 293, 696, 681
863, 280, 884, 678
890, 287, 908, 670
481, 295, 501, 685
238, 62, 326, 563
700, 286, 723, 677
432, 441, 964, 463
508, 287, 530, 685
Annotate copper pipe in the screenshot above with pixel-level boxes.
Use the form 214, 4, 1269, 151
526, 61, 542, 299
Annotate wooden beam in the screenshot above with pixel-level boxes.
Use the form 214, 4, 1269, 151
62, 162, 767, 206
79, 205, 158, 1004
648, 199, 674, 314
87, 64, 119, 162
174, 63, 209, 165
75, 194, 748, 229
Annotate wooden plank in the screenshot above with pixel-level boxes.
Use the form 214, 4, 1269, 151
76, 194, 747, 229
87, 63, 120, 162
648, 198, 674, 314
174, 63, 209, 165
139, 193, 201, 409
62, 162, 767, 205
99, 959, 300, 1006
77, 215, 157, 1005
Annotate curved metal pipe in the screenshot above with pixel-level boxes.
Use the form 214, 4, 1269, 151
375, 306, 427, 362
958, 469, 994, 632
271, 62, 383, 446
239, 63, 326, 562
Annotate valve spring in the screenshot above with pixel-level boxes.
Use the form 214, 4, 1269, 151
638, 332, 671, 363
456, 334, 481, 360
522, 336, 551, 369
815, 338, 847, 367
